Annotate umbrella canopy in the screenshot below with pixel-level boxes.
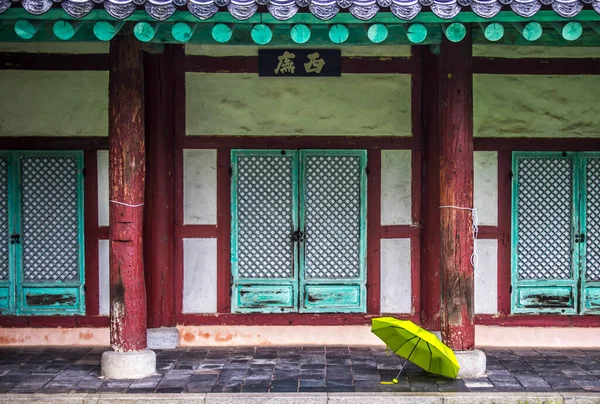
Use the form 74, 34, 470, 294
371, 317, 460, 380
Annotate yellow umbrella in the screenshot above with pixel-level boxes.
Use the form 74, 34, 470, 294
371, 317, 460, 383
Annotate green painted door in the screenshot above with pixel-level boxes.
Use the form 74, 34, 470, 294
231, 150, 299, 313
0, 151, 85, 316
0, 152, 13, 314
299, 150, 367, 313
512, 151, 600, 315
581, 153, 600, 314
231, 149, 367, 313
512, 152, 579, 314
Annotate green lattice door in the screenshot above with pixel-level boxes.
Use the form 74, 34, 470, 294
0, 151, 85, 316
231, 150, 367, 313
512, 152, 600, 315
581, 153, 600, 314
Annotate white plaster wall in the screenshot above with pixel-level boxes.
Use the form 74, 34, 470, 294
381, 150, 412, 225
473, 45, 600, 58
0, 43, 109, 53
185, 45, 411, 57
184, 149, 217, 225
186, 73, 411, 137
474, 239, 498, 315
474, 75, 600, 138
99, 240, 110, 316
0, 71, 108, 137
380, 238, 411, 314
97, 150, 109, 227
474, 151, 498, 226
183, 238, 218, 313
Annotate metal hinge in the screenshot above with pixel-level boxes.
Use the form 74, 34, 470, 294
82, 168, 86, 177
509, 170, 514, 180
509, 284, 512, 294
229, 166, 233, 177
365, 167, 370, 175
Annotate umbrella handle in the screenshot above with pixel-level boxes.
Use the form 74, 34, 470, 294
379, 358, 407, 385
380, 339, 420, 385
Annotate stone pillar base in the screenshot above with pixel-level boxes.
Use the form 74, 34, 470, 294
455, 349, 486, 378
101, 349, 156, 379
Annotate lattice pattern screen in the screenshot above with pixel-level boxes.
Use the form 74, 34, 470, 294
586, 158, 600, 281
237, 155, 294, 279
0, 157, 8, 281
21, 157, 80, 282
304, 155, 361, 279
517, 158, 573, 280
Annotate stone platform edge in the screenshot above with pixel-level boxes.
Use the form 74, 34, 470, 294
0, 392, 598, 403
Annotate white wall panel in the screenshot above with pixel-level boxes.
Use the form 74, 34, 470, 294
380, 238, 411, 314
474, 239, 498, 314
97, 150, 109, 227
99, 240, 109, 316
183, 238, 218, 313
474, 151, 498, 226
381, 150, 412, 225
184, 149, 217, 225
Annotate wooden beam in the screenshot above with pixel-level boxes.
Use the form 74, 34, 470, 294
134, 21, 160, 42
419, 45, 442, 331
367, 23, 388, 43
404, 23, 428, 43
144, 45, 177, 328
184, 55, 416, 74
512, 22, 542, 41
438, 30, 475, 351
442, 22, 466, 42
251, 24, 273, 44
52, 20, 82, 40
108, 34, 147, 352
211, 23, 233, 43
4, 9, 600, 24
291, 24, 311, 44
172, 22, 197, 43
473, 57, 600, 75
478, 22, 504, 41
329, 24, 349, 43
0, 52, 108, 70
93, 21, 124, 41
14, 20, 42, 39
552, 21, 583, 41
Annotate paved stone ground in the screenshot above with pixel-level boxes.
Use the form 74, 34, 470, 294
1, 347, 600, 394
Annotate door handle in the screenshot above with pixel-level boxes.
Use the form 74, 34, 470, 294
292, 230, 304, 242
10, 234, 20, 245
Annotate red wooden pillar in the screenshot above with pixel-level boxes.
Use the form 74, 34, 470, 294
143, 46, 177, 329
419, 45, 442, 332
439, 32, 475, 351
108, 35, 147, 352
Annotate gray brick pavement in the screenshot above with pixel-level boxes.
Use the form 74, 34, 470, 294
1, 347, 600, 394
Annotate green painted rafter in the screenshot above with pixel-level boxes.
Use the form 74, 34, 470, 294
3, 9, 600, 23
2, 9, 600, 45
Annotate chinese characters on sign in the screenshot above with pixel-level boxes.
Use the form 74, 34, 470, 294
259, 50, 341, 77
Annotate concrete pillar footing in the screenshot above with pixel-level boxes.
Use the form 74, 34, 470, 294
455, 349, 487, 378
148, 327, 180, 349
101, 349, 156, 379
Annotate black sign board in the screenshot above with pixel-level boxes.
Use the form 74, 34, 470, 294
258, 49, 341, 77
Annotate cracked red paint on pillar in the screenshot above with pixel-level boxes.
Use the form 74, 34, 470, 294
439, 33, 475, 351
108, 35, 147, 352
